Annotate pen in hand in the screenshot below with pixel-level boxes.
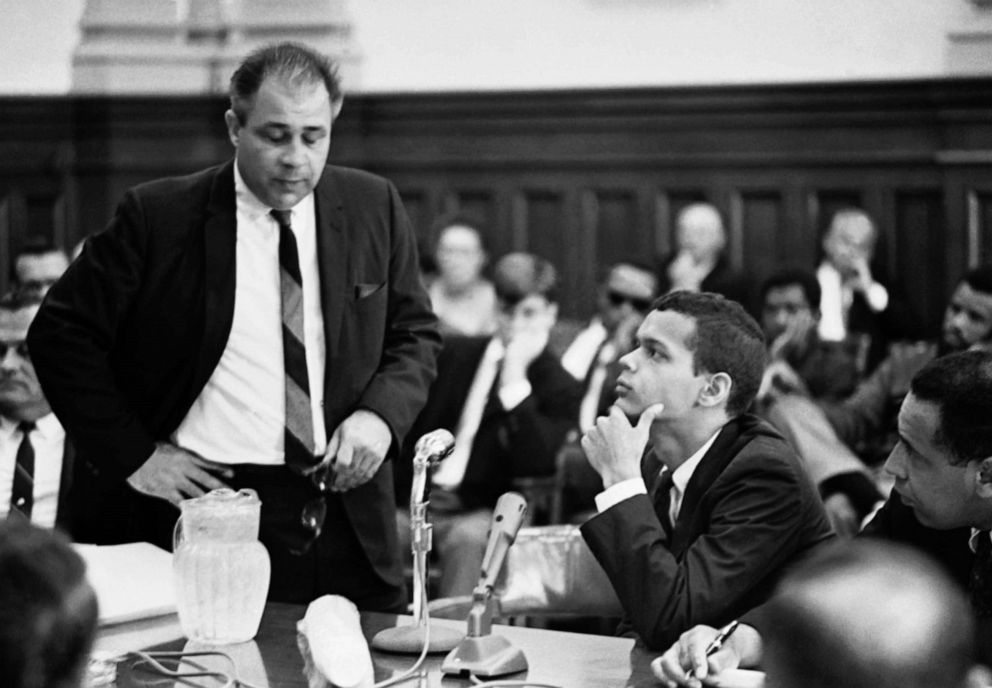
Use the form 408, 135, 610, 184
704, 620, 740, 657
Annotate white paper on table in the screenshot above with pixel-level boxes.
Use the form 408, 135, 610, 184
74, 542, 176, 625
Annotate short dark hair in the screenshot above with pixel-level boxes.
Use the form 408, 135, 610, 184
652, 291, 766, 416
492, 253, 558, 305
763, 540, 972, 688
0, 520, 98, 688
962, 265, 992, 297
909, 350, 992, 465
229, 42, 342, 125
760, 268, 822, 311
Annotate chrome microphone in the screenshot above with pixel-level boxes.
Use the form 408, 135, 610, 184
410, 429, 455, 507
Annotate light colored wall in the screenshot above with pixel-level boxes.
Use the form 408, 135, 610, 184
0, 0, 985, 94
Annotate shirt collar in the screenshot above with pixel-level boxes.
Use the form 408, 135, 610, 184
1, 412, 63, 440
670, 429, 721, 495
970, 528, 992, 554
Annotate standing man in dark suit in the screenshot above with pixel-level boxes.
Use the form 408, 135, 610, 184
580, 291, 832, 650
395, 252, 581, 596
0, 292, 73, 530
26, 43, 440, 611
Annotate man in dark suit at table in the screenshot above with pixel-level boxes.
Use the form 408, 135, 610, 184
0, 291, 73, 530
656, 350, 992, 684
580, 291, 833, 650
396, 252, 581, 596
26, 43, 440, 611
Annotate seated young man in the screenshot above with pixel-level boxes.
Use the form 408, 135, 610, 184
657, 350, 992, 683
395, 252, 581, 596
580, 291, 833, 650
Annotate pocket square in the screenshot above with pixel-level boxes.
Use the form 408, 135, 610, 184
354, 282, 383, 299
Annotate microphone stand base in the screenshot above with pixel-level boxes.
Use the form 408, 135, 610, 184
371, 624, 464, 654
441, 634, 528, 677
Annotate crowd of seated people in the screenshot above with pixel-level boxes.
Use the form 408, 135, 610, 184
8, 198, 992, 681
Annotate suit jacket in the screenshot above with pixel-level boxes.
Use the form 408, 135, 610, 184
581, 414, 834, 650
27, 161, 440, 585
862, 492, 991, 664
395, 335, 581, 511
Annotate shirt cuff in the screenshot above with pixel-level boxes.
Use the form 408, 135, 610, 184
498, 380, 532, 410
595, 478, 647, 513
866, 282, 889, 312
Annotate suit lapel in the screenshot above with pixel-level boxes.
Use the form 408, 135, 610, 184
191, 161, 238, 397
314, 169, 347, 364
669, 415, 757, 556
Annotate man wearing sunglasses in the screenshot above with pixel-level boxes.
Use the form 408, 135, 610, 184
0, 292, 72, 529
560, 261, 658, 434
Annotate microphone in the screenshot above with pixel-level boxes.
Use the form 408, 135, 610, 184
477, 492, 528, 592
409, 429, 455, 507
371, 429, 463, 655
441, 492, 529, 678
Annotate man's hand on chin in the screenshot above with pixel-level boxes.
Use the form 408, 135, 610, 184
581, 403, 665, 488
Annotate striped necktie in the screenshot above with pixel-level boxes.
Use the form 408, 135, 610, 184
271, 209, 318, 473
10, 421, 35, 519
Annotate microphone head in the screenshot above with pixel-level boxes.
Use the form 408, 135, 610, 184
414, 429, 456, 466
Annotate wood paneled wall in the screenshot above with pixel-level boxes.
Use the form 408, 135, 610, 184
3, 78, 992, 332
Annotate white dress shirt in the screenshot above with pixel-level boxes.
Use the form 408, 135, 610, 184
172, 164, 328, 464
595, 430, 720, 529
0, 413, 66, 528
816, 262, 889, 342
562, 318, 618, 432
431, 338, 532, 490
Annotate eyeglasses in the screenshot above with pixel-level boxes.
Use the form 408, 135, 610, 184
607, 290, 652, 312
0, 341, 29, 359
290, 463, 334, 555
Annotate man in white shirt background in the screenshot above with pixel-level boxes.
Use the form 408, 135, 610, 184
395, 252, 581, 596
816, 208, 911, 374
0, 291, 72, 529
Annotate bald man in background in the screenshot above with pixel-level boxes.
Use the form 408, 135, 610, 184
658, 203, 748, 306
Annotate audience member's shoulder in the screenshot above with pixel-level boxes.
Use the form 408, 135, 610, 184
321, 164, 393, 193
131, 162, 229, 199
728, 414, 814, 478
548, 317, 586, 357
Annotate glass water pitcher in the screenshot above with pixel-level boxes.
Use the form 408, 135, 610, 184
173, 488, 271, 644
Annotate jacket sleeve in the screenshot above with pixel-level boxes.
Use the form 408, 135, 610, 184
581, 458, 822, 650
27, 190, 158, 483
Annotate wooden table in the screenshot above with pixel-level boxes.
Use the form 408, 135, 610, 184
96, 603, 661, 687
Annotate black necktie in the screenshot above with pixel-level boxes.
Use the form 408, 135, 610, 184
650, 468, 675, 540
271, 209, 318, 473
971, 531, 992, 618
10, 421, 36, 519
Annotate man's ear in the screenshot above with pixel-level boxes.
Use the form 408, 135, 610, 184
976, 457, 992, 499
224, 110, 241, 147
698, 372, 732, 408
331, 97, 345, 121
